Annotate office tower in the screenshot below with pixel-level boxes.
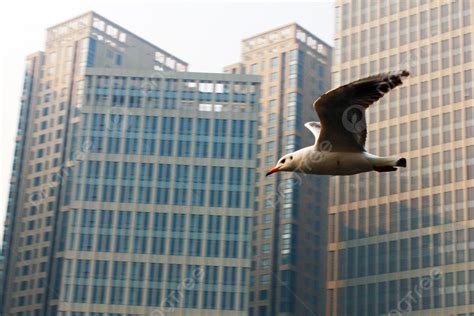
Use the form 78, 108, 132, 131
226, 24, 332, 315
328, 0, 473, 315
0, 11, 261, 315
1, 11, 187, 315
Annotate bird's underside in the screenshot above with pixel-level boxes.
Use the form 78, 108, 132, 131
294, 147, 406, 176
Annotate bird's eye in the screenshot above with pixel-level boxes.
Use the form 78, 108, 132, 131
281, 159, 286, 164
289, 156, 293, 160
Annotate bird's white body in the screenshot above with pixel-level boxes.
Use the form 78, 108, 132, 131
290, 146, 404, 175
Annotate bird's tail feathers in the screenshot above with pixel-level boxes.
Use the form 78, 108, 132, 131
372, 156, 406, 172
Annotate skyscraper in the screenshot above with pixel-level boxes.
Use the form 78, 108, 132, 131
226, 24, 332, 315
1, 12, 260, 315
328, 0, 473, 315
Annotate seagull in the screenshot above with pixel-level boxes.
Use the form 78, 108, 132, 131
266, 70, 409, 176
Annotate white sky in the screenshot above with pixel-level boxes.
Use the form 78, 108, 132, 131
0, 0, 335, 239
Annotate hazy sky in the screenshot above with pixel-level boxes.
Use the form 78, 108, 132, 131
0, 0, 334, 238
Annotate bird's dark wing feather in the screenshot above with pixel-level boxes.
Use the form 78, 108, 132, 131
313, 70, 409, 152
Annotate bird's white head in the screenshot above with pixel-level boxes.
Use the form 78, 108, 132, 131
266, 152, 299, 176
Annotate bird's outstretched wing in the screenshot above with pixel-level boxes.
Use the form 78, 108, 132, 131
313, 70, 409, 152
304, 121, 321, 146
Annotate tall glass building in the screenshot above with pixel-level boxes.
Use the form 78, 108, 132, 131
328, 1, 473, 315
226, 24, 332, 315
0, 12, 260, 315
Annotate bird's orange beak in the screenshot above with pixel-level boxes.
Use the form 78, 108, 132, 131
266, 167, 280, 176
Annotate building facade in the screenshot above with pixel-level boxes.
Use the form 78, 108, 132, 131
328, 0, 473, 315
58, 68, 258, 315
226, 24, 332, 316
1, 11, 260, 316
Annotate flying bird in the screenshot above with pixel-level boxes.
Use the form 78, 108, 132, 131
266, 70, 409, 176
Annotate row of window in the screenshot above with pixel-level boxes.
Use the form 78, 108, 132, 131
77, 136, 254, 160
73, 210, 250, 233
71, 233, 248, 258
87, 92, 257, 109
62, 286, 245, 311
14, 211, 252, 283
79, 161, 252, 185
330, 188, 474, 241
16, 263, 247, 311
339, 0, 471, 32
67, 210, 250, 258
339, 21, 471, 65
65, 260, 245, 285
330, 228, 474, 280
90, 75, 257, 94
75, 184, 252, 208
330, 269, 474, 316
83, 114, 256, 137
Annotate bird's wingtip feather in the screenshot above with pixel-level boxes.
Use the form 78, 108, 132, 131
400, 70, 410, 77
